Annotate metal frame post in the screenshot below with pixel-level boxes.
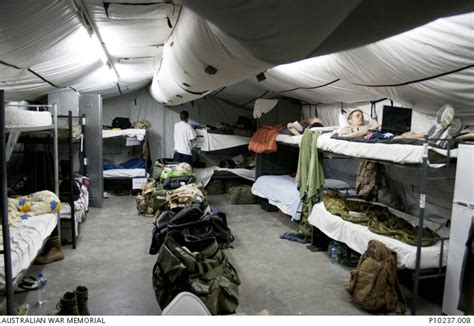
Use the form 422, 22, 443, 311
1, 90, 15, 315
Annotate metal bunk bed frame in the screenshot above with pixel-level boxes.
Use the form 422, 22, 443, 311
58, 111, 87, 249
1, 92, 60, 314
103, 130, 149, 190
315, 136, 456, 315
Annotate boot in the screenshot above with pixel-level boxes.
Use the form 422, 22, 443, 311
35, 236, 64, 264
74, 286, 90, 315
56, 291, 80, 315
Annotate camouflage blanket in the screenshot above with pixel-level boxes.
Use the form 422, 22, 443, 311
323, 197, 439, 246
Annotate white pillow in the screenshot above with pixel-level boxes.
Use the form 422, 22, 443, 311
338, 112, 349, 128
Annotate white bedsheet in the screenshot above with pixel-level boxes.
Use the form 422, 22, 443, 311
0, 213, 57, 287
102, 129, 146, 141
252, 175, 301, 220
5, 108, 52, 128
195, 167, 255, 187
195, 129, 250, 151
103, 168, 147, 178
276, 126, 338, 146
317, 131, 457, 165
308, 201, 449, 269
252, 175, 352, 221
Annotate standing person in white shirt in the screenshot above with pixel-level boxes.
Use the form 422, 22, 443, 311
173, 110, 196, 164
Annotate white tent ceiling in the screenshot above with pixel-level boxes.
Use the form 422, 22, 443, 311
0, 0, 473, 118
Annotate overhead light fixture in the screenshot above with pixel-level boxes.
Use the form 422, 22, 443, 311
205, 65, 218, 75
256, 72, 266, 82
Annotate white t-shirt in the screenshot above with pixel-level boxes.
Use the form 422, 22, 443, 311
174, 121, 196, 155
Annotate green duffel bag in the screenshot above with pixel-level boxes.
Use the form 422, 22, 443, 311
153, 230, 240, 315
227, 185, 257, 204
205, 179, 225, 195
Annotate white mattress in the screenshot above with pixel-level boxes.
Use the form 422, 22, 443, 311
276, 126, 338, 146
195, 129, 250, 151
195, 167, 255, 187
317, 131, 457, 166
0, 213, 58, 287
308, 201, 449, 269
103, 168, 147, 178
102, 129, 146, 141
252, 175, 351, 221
5, 108, 52, 128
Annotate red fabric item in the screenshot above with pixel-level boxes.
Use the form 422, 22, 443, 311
248, 125, 282, 153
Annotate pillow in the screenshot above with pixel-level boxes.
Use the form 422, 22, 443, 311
338, 112, 350, 128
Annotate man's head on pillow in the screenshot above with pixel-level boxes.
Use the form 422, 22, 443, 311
347, 109, 365, 127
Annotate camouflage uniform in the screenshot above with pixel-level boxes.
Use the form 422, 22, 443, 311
323, 197, 439, 246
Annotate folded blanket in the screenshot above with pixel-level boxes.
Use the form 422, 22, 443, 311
7, 190, 61, 224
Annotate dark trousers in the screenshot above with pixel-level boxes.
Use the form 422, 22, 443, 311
173, 152, 192, 164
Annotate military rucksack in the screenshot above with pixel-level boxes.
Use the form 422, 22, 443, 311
345, 240, 406, 314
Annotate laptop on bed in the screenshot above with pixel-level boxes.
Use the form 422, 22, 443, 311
380, 105, 412, 135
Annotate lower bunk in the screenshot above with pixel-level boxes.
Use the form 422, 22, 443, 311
308, 198, 449, 270
0, 213, 57, 288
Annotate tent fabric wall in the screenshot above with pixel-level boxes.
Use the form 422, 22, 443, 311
103, 89, 254, 162
151, 9, 473, 123
258, 13, 474, 120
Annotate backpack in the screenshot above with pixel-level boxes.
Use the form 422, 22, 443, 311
111, 117, 131, 129
345, 240, 406, 314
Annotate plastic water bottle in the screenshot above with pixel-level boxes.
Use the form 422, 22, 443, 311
37, 273, 47, 306
331, 243, 338, 264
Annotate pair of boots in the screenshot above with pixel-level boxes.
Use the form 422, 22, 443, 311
35, 236, 64, 264
56, 286, 90, 315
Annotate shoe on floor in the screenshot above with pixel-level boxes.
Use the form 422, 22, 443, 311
427, 104, 454, 141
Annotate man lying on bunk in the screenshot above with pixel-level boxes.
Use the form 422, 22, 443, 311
338, 110, 380, 138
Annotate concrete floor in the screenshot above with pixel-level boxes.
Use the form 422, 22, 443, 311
8, 194, 444, 315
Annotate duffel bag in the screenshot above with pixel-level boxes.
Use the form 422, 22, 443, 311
153, 230, 240, 315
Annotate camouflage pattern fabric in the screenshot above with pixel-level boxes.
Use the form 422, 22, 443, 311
166, 184, 204, 209
323, 197, 440, 247
135, 179, 168, 216
356, 160, 380, 200
227, 185, 257, 204
153, 230, 240, 315
132, 119, 151, 129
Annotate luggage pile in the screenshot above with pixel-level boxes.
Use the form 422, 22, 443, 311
138, 159, 240, 314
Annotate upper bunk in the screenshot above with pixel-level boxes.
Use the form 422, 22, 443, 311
317, 131, 458, 167
194, 128, 252, 152
102, 128, 146, 141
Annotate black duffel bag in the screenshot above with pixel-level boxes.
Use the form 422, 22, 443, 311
149, 203, 234, 254
162, 175, 196, 190
111, 117, 131, 129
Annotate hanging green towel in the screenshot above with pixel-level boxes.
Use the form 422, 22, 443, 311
295, 129, 324, 240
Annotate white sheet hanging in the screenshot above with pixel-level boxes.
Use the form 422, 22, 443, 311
253, 99, 278, 119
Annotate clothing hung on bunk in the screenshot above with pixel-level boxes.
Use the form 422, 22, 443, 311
355, 160, 381, 200
290, 129, 324, 241
248, 125, 281, 154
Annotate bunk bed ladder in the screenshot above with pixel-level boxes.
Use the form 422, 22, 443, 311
1, 89, 15, 315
